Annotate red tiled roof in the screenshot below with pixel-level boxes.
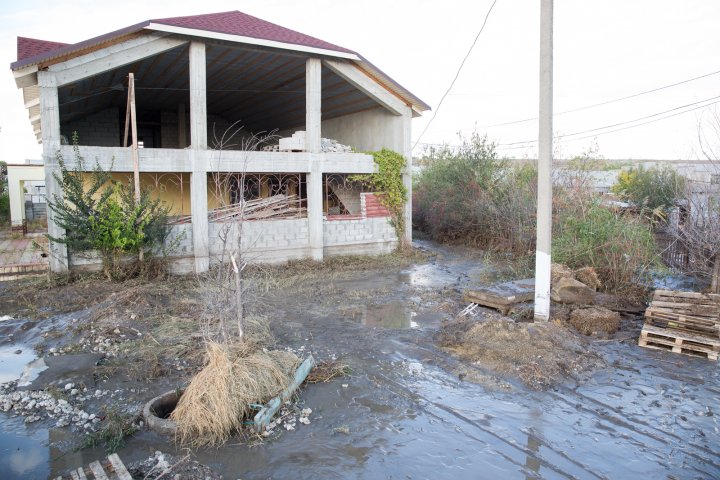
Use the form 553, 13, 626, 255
150, 11, 355, 54
17, 36, 69, 62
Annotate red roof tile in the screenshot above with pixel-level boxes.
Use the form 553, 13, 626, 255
17, 36, 69, 62
151, 11, 355, 54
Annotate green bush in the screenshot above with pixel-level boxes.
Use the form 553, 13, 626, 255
0, 192, 9, 224
611, 165, 685, 219
413, 134, 536, 253
553, 200, 658, 292
47, 137, 172, 279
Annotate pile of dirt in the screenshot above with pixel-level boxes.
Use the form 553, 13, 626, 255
438, 315, 603, 389
568, 306, 620, 336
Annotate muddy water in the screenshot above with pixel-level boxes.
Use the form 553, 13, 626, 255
2, 241, 720, 479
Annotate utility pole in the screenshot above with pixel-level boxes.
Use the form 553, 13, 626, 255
534, 0, 553, 321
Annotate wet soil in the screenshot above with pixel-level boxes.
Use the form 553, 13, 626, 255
0, 239, 718, 479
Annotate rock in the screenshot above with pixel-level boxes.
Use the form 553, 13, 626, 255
64, 383, 74, 391
569, 307, 620, 335
551, 263, 575, 285
551, 277, 595, 305
14, 349, 22, 355
574, 266, 602, 291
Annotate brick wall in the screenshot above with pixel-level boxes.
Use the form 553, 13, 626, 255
323, 216, 398, 256
209, 218, 311, 263
62, 108, 120, 147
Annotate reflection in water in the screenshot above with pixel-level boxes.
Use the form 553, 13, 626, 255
524, 409, 543, 479
0, 416, 49, 479
0, 345, 38, 384
349, 302, 417, 329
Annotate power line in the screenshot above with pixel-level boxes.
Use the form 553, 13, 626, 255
416, 97, 720, 153
497, 98, 720, 151
412, 0, 499, 150
439, 67, 720, 133
498, 94, 720, 146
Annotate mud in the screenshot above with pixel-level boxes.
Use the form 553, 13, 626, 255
0, 239, 718, 479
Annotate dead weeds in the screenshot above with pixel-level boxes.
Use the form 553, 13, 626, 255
305, 361, 351, 384
438, 315, 604, 390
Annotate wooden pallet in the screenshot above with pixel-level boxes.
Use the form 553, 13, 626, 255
464, 278, 535, 315
643, 289, 720, 340
56, 454, 132, 480
639, 324, 720, 361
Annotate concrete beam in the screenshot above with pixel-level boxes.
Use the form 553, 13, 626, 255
189, 41, 207, 149
50, 35, 187, 87
24, 97, 40, 109
322, 59, 406, 116
305, 58, 321, 153
39, 71, 68, 273
13, 65, 38, 89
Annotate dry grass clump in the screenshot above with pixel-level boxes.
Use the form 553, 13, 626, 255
305, 361, 351, 383
574, 267, 602, 291
171, 342, 298, 447
439, 316, 603, 389
568, 307, 620, 336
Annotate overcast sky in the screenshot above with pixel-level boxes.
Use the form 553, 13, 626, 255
1, 0, 718, 163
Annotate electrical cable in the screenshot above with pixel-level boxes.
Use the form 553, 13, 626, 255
412, 0, 499, 150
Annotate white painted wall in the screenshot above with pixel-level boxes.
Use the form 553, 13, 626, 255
321, 106, 404, 153
7, 164, 45, 226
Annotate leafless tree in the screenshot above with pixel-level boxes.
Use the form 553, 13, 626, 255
668, 107, 720, 292
199, 121, 278, 343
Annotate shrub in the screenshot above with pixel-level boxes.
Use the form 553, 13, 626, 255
553, 199, 657, 292
611, 165, 685, 219
413, 134, 536, 252
47, 136, 173, 279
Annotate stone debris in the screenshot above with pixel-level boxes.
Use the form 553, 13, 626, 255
551, 276, 596, 305
0, 380, 112, 431
261, 137, 352, 153
128, 451, 222, 480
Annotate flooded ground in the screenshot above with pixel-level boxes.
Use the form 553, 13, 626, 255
0, 239, 718, 479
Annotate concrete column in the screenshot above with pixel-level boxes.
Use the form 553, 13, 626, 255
190, 151, 209, 273
401, 108, 413, 247
178, 103, 187, 148
307, 159, 324, 260
189, 42, 207, 149
189, 41, 209, 272
305, 58, 321, 153
534, 0, 553, 321
38, 71, 68, 273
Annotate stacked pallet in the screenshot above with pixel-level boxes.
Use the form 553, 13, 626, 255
639, 289, 720, 361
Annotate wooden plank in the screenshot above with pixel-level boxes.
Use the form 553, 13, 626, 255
254, 355, 315, 432
654, 289, 713, 299
648, 301, 719, 316
464, 278, 535, 307
88, 461, 109, 480
70, 470, 81, 480
75, 467, 87, 480
641, 324, 720, 346
107, 454, 133, 480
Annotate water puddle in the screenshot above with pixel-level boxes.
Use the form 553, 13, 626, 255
0, 345, 39, 384
0, 416, 49, 479
346, 302, 418, 329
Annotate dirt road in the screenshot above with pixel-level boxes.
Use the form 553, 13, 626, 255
0, 240, 718, 479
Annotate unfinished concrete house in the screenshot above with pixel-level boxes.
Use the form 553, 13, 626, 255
10, 10, 429, 273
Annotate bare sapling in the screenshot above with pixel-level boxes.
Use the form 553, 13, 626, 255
199, 121, 278, 344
